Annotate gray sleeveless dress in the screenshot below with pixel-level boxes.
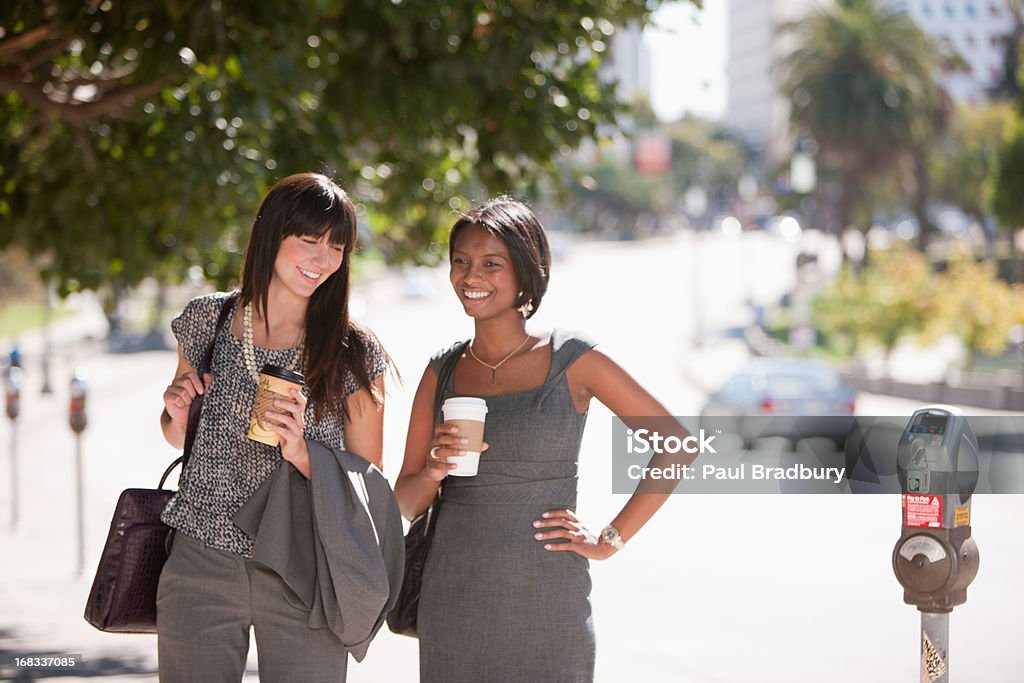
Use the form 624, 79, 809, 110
419, 330, 597, 683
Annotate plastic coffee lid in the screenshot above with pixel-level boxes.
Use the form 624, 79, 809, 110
443, 396, 487, 410
259, 364, 306, 385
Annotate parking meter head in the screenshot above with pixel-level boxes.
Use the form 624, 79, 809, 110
897, 405, 978, 502
69, 372, 88, 434
4, 365, 22, 420
893, 405, 980, 613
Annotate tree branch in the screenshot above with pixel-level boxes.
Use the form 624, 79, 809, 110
0, 68, 182, 127
0, 23, 58, 58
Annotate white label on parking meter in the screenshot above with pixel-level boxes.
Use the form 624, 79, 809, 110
898, 536, 947, 563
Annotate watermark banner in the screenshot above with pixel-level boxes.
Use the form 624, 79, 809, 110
610, 416, 1024, 494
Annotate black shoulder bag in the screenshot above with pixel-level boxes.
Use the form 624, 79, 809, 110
84, 293, 237, 633
386, 340, 468, 637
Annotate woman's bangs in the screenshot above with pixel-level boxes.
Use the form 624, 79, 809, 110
284, 202, 355, 251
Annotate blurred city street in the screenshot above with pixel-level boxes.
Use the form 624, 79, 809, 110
2, 230, 1023, 682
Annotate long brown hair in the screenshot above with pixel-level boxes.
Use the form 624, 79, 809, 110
239, 172, 383, 419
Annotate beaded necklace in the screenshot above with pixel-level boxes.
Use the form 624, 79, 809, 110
241, 301, 305, 382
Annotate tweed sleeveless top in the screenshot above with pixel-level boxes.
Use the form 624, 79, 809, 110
160, 291, 386, 557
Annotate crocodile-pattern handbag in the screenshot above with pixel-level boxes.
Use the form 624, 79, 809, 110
84, 294, 236, 633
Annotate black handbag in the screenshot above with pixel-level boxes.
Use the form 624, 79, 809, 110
84, 293, 237, 633
386, 340, 467, 637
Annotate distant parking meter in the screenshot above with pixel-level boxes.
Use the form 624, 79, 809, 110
69, 372, 88, 434
5, 364, 22, 529
892, 405, 980, 683
69, 369, 88, 574
4, 365, 21, 420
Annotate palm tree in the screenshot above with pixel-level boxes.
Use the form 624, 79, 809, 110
778, 0, 947, 247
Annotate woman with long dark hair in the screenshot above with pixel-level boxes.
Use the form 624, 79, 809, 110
156, 172, 388, 681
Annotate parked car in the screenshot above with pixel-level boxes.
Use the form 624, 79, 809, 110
700, 358, 856, 449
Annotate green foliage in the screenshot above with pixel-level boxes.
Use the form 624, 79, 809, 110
811, 266, 871, 356
931, 251, 1024, 368
813, 247, 1024, 372
0, 0, 685, 295
993, 111, 1024, 231
0, 300, 71, 338
777, 0, 945, 231
931, 102, 1014, 227
567, 113, 746, 234
812, 248, 935, 364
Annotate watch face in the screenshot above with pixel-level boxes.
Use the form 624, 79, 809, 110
602, 527, 618, 542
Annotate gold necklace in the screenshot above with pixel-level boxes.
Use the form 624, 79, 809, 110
242, 301, 305, 383
468, 334, 531, 384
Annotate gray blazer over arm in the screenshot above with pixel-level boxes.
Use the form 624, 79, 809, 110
233, 441, 404, 661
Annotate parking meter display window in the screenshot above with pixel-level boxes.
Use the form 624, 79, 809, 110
913, 413, 948, 435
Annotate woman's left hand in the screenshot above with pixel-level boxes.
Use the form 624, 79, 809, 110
532, 509, 617, 561
266, 389, 311, 479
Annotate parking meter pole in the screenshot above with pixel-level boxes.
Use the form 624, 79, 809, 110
920, 612, 949, 683
69, 371, 88, 576
9, 428, 16, 530
5, 365, 22, 530
74, 431, 84, 575
41, 286, 53, 395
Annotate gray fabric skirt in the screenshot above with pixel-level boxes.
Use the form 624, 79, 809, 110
418, 500, 594, 683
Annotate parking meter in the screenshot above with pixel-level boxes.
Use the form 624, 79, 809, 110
69, 372, 88, 434
892, 405, 979, 612
892, 405, 979, 683
4, 365, 21, 420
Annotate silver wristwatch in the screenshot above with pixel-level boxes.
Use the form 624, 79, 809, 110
600, 525, 624, 550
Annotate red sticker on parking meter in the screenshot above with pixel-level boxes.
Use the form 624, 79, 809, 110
904, 494, 942, 528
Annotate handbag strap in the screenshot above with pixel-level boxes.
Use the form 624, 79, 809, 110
433, 340, 469, 422
423, 340, 468, 519
159, 292, 239, 489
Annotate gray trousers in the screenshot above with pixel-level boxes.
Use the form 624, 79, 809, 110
156, 533, 347, 683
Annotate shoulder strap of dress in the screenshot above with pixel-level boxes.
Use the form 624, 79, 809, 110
547, 329, 596, 379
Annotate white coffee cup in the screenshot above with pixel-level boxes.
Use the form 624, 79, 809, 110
441, 397, 488, 476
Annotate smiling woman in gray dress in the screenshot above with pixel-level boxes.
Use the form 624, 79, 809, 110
395, 199, 689, 682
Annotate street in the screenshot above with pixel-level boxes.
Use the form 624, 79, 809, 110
1, 230, 1023, 682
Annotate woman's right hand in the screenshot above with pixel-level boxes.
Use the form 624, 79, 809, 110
424, 421, 490, 482
422, 422, 467, 481
162, 370, 212, 427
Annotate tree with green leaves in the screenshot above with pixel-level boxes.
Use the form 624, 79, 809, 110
566, 111, 745, 235
1, 1, 691, 302
931, 251, 1024, 370
813, 247, 935, 374
992, 9, 1024, 272
930, 102, 1014, 250
778, 0, 946, 246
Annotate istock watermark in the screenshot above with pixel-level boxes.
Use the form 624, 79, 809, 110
625, 427, 717, 455
610, 416, 1024, 495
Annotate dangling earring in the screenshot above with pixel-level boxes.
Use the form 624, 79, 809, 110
519, 299, 534, 317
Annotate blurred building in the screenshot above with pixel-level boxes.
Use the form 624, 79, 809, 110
605, 22, 653, 103
725, 0, 1019, 167
725, 0, 826, 167
576, 22, 654, 167
888, 0, 1019, 104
